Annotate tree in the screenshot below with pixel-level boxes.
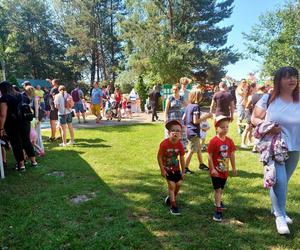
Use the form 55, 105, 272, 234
0, 0, 76, 81
55, 0, 124, 84
244, 0, 300, 76
120, 0, 238, 86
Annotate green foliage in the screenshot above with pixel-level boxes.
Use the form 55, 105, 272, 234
7, 75, 18, 86
244, 0, 300, 76
0, 0, 76, 81
121, 0, 239, 85
135, 75, 147, 111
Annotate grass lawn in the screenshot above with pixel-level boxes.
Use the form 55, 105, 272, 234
1, 121, 300, 249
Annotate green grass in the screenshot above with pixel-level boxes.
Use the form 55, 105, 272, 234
1, 121, 300, 249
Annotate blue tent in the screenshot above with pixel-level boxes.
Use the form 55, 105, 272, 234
17, 79, 51, 88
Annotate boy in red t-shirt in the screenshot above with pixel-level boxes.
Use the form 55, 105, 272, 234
157, 120, 186, 215
207, 115, 237, 222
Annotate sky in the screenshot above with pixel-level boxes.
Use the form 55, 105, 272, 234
222, 0, 285, 80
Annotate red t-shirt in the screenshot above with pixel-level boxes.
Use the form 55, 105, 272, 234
115, 91, 122, 103
207, 136, 236, 179
158, 138, 185, 172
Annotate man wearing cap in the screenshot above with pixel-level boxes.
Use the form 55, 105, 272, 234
210, 82, 235, 121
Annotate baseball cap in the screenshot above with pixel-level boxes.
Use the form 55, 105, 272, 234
215, 115, 231, 127
165, 120, 182, 130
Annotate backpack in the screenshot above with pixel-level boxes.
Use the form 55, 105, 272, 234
17, 94, 34, 122
64, 93, 74, 109
71, 89, 80, 102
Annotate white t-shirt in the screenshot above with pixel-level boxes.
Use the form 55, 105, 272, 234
200, 121, 210, 139
256, 94, 300, 151
54, 92, 72, 115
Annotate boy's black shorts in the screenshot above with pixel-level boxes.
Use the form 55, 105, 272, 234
211, 177, 227, 190
166, 171, 182, 183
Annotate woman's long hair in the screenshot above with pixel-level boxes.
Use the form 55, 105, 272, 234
0, 81, 14, 95
270, 66, 299, 103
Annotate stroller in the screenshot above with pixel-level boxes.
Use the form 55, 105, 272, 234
105, 99, 121, 122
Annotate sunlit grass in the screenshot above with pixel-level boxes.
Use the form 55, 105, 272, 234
1, 121, 300, 249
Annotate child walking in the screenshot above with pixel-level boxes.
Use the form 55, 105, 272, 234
30, 118, 45, 156
207, 115, 237, 222
200, 116, 211, 151
182, 89, 212, 173
157, 120, 186, 215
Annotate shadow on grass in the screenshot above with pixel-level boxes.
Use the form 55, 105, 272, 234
105, 168, 300, 249
0, 150, 162, 249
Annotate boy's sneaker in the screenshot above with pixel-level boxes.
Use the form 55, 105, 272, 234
185, 168, 194, 174
275, 216, 290, 234
199, 163, 209, 171
170, 206, 181, 215
213, 211, 223, 222
59, 143, 67, 147
164, 196, 170, 206
285, 215, 293, 224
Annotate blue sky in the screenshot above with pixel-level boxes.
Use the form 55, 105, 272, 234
222, 0, 285, 80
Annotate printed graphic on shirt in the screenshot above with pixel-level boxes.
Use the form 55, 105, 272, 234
216, 144, 229, 172
164, 148, 180, 172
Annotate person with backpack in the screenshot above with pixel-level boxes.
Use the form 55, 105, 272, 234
0, 81, 38, 171
71, 84, 87, 124
54, 85, 75, 147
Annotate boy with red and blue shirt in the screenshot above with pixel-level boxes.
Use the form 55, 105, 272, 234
157, 120, 186, 215
208, 115, 237, 222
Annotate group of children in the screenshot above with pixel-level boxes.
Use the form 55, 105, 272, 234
157, 88, 237, 221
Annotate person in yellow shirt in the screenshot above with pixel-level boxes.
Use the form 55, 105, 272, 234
35, 85, 45, 110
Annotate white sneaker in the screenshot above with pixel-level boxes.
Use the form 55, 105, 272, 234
285, 215, 293, 224
240, 143, 248, 149
67, 140, 75, 145
59, 143, 67, 147
275, 216, 290, 234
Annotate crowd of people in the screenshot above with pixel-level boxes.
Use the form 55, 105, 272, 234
0, 78, 143, 172
157, 67, 300, 235
0, 66, 299, 236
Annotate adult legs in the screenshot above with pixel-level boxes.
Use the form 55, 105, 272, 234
50, 119, 57, 138
270, 151, 300, 217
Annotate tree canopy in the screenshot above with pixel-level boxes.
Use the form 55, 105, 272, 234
244, 0, 300, 77
0, 0, 239, 87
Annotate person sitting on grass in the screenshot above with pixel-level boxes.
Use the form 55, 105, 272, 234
157, 120, 186, 215
182, 89, 212, 174
207, 115, 237, 222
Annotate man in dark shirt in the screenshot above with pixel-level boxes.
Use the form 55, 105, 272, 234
149, 85, 161, 121
210, 82, 234, 121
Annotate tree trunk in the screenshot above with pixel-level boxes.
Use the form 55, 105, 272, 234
1, 59, 6, 81
110, 0, 116, 82
167, 0, 174, 37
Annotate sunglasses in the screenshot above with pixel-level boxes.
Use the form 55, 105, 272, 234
170, 129, 181, 133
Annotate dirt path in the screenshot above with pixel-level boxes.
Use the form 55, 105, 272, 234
41, 112, 164, 130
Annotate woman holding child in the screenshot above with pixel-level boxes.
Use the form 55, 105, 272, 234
252, 66, 300, 235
